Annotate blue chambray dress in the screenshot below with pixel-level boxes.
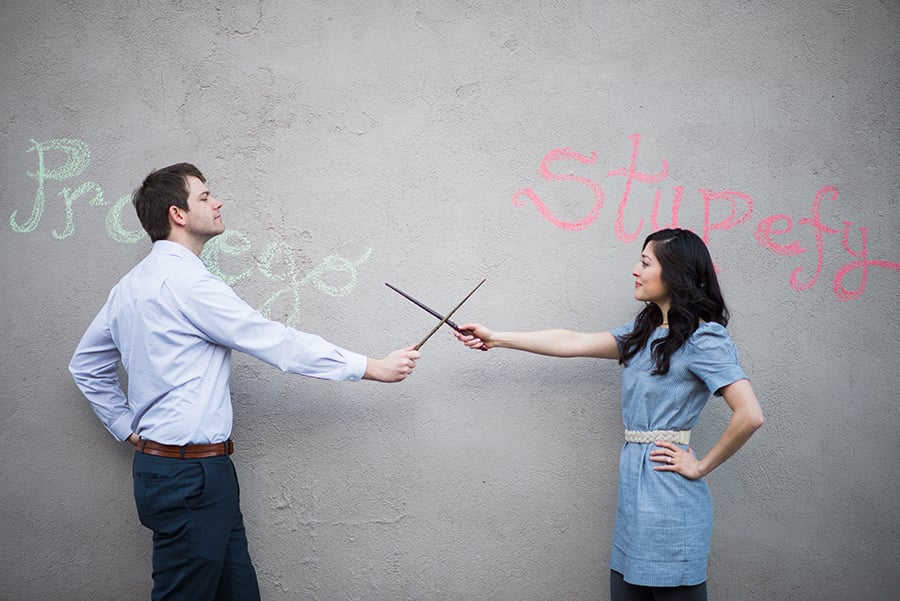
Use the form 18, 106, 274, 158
609, 321, 747, 586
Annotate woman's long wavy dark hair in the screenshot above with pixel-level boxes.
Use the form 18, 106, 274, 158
618, 228, 729, 375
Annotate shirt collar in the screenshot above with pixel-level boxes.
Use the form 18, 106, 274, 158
152, 239, 205, 267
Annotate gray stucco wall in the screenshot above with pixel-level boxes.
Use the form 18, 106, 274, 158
1, 1, 898, 599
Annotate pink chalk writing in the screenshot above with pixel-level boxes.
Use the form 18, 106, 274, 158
513, 134, 897, 302
511, 148, 605, 231
755, 185, 900, 301
606, 134, 670, 242
513, 134, 755, 245
700, 189, 754, 243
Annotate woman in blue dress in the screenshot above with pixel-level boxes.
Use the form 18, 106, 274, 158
455, 228, 764, 601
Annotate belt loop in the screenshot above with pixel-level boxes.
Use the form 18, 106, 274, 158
180, 446, 185, 459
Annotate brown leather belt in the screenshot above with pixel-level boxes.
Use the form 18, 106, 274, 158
136, 438, 234, 459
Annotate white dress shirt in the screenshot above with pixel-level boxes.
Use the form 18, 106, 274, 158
69, 240, 368, 445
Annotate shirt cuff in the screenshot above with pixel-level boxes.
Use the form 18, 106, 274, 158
109, 413, 135, 442
344, 351, 368, 381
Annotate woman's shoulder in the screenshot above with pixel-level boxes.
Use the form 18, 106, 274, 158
687, 321, 733, 349
611, 321, 636, 339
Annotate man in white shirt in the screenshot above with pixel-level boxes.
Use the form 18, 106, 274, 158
69, 163, 420, 601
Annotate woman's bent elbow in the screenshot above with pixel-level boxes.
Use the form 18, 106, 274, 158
748, 411, 765, 432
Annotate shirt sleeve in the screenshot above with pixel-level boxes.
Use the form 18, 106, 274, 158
168, 274, 368, 381
686, 323, 748, 395
68, 294, 135, 441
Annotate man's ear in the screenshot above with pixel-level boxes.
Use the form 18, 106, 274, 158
169, 205, 186, 227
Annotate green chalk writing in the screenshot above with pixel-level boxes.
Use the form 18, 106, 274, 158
8, 138, 371, 323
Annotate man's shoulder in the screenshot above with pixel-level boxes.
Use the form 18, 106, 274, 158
120, 242, 219, 292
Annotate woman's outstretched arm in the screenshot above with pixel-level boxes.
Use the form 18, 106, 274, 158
455, 323, 620, 360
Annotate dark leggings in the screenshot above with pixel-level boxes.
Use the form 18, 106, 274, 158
611, 570, 708, 601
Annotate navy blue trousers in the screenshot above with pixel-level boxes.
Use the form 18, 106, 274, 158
133, 452, 260, 601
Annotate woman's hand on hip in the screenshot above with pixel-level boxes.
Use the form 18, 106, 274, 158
650, 441, 703, 480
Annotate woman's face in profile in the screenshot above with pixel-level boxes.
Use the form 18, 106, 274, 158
632, 242, 670, 308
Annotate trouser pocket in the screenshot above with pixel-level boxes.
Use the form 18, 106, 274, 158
133, 453, 206, 535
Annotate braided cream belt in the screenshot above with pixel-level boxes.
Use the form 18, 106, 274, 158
624, 429, 691, 445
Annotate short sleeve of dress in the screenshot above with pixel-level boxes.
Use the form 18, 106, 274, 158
611, 322, 635, 353
686, 322, 747, 395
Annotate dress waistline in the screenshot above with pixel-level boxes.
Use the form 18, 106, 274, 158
624, 429, 691, 445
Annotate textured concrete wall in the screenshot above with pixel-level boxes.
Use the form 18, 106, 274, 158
1, 1, 898, 599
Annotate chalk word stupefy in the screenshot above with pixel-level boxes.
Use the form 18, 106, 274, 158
512, 133, 898, 302
7, 138, 372, 325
